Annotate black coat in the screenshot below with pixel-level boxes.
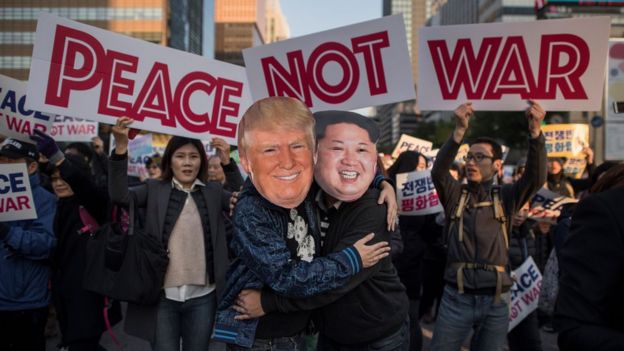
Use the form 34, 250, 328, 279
52, 158, 120, 344
555, 187, 624, 350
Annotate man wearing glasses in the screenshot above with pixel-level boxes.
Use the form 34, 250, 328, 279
430, 100, 547, 351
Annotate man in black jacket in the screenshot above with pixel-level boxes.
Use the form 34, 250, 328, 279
234, 111, 409, 351
430, 101, 547, 351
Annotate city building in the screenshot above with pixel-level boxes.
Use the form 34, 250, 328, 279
214, 0, 288, 66
1, 0, 206, 80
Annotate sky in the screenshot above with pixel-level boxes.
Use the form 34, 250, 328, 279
280, 0, 383, 38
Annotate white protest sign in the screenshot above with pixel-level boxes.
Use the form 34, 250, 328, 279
243, 15, 415, 111
606, 39, 624, 123
50, 115, 98, 142
0, 163, 37, 222
605, 122, 624, 161
542, 124, 588, 158
127, 133, 153, 178
396, 170, 443, 216
27, 14, 252, 145
529, 187, 577, 222
419, 17, 611, 111
563, 156, 587, 179
391, 134, 433, 159
508, 256, 542, 331
0, 74, 54, 142
425, 149, 438, 170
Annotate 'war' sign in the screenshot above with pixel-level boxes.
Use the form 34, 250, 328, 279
419, 17, 610, 111
27, 14, 252, 145
50, 115, 98, 142
509, 256, 542, 331
243, 15, 415, 111
0, 74, 54, 142
0, 163, 37, 222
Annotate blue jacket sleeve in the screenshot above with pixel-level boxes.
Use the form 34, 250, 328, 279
3, 190, 56, 260
231, 199, 362, 298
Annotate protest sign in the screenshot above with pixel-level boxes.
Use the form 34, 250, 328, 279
391, 134, 433, 159
424, 149, 438, 169
419, 17, 610, 111
454, 144, 470, 163
529, 187, 577, 222
563, 156, 587, 179
50, 115, 98, 142
27, 14, 252, 145
396, 170, 443, 216
0, 74, 54, 142
606, 39, 624, 123
542, 124, 588, 158
0, 163, 37, 222
508, 256, 542, 331
605, 122, 624, 160
243, 15, 414, 111
127, 133, 153, 178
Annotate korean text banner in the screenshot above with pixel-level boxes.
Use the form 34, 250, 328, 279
391, 134, 433, 159
396, 170, 442, 216
243, 15, 415, 111
419, 17, 610, 111
50, 115, 98, 142
0, 163, 37, 222
542, 123, 588, 158
27, 14, 252, 145
0, 74, 54, 142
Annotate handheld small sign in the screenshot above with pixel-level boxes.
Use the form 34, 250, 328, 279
396, 170, 442, 216
391, 134, 433, 159
0, 163, 37, 222
508, 256, 542, 331
50, 115, 98, 142
0, 74, 54, 142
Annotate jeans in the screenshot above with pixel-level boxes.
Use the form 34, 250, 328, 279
430, 285, 509, 351
227, 335, 306, 351
317, 316, 410, 351
0, 306, 48, 351
153, 292, 216, 351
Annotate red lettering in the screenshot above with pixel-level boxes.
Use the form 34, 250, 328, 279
17, 195, 30, 210
351, 31, 390, 95
536, 34, 589, 99
212, 78, 243, 138
0, 195, 30, 212
261, 52, 311, 106
131, 62, 175, 127
484, 36, 536, 99
46, 25, 105, 107
428, 37, 502, 99
307, 42, 359, 104
98, 50, 138, 116
174, 71, 217, 133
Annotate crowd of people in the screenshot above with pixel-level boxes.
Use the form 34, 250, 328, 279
0, 96, 622, 351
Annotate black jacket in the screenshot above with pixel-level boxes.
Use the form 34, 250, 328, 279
555, 187, 624, 350
431, 134, 547, 292
52, 157, 120, 344
262, 189, 408, 345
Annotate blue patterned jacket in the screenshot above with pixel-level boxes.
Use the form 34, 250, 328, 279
213, 180, 362, 347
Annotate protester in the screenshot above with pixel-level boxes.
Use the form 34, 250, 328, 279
546, 157, 575, 198
0, 138, 57, 351
108, 117, 233, 350
31, 130, 121, 350
429, 100, 547, 350
207, 137, 244, 192
232, 111, 409, 351
555, 164, 624, 350
212, 97, 393, 350
387, 150, 440, 351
